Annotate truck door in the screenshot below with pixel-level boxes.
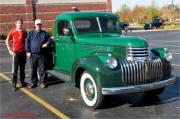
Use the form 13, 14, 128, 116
55, 20, 75, 72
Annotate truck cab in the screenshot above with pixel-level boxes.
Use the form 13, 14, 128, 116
47, 12, 176, 108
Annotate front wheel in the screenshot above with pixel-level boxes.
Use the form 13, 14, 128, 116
80, 71, 104, 108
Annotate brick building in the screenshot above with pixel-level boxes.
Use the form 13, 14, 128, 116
0, 0, 112, 33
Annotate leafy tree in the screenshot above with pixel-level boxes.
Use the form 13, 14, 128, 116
131, 5, 146, 23
145, 7, 161, 21
115, 3, 180, 24
115, 4, 131, 22
116, 4, 130, 14
162, 5, 180, 23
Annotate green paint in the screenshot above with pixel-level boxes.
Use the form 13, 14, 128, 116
151, 48, 166, 61
48, 12, 171, 90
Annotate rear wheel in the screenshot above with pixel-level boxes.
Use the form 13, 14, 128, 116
80, 71, 104, 108
144, 26, 148, 30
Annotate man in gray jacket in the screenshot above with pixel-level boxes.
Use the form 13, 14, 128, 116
25, 19, 52, 88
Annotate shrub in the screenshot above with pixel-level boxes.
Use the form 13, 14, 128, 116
0, 33, 7, 40
47, 25, 55, 37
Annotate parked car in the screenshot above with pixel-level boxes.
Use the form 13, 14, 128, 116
119, 22, 129, 30
46, 12, 176, 108
144, 18, 164, 30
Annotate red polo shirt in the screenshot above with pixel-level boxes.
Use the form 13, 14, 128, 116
7, 29, 27, 51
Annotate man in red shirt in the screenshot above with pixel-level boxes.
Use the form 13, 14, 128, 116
6, 18, 27, 91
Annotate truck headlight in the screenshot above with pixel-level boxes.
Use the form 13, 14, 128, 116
106, 57, 118, 69
164, 49, 172, 61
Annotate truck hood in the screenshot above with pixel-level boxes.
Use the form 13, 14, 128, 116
76, 34, 148, 48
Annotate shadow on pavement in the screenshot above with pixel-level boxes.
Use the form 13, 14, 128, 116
43, 74, 179, 109
102, 76, 179, 109
45, 76, 64, 87
128, 26, 144, 30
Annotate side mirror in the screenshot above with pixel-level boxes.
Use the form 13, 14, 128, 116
63, 28, 72, 36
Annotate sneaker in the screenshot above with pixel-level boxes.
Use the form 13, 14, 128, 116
40, 83, 45, 88
28, 83, 37, 89
17, 82, 27, 88
11, 83, 17, 91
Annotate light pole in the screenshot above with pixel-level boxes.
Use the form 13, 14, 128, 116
172, 0, 174, 23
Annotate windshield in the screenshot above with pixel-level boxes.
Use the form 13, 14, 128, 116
74, 17, 120, 34
152, 18, 159, 22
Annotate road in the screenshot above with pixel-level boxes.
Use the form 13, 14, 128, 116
0, 30, 180, 119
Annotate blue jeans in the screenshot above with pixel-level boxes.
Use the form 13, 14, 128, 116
30, 54, 46, 84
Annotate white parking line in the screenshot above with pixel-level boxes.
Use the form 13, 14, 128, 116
170, 49, 180, 52
0, 43, 6, 46
150, 44, 180, 48
172, 52, 180, 55
149, 40, 180, 43
172, 64, 180, 67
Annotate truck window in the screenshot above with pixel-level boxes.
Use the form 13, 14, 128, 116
58, 20, 71, 36
99, 17, 119, 32
74, 17, 119, 34
74, 18, 99, 34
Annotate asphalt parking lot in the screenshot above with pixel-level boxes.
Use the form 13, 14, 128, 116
0, 30, 180, 119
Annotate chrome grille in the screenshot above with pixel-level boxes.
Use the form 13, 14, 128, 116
119, 58, 163, 86
127, 48, 149, 60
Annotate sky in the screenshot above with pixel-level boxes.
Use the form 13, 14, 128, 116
112, 0, 180, 13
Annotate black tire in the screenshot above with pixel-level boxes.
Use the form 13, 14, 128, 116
144, 26, 148, 30
80, 71, 104, 108
145, 88, 165, 96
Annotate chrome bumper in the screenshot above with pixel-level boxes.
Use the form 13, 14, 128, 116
102, 75, 176, 95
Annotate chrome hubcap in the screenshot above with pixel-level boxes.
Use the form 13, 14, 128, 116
86, 82, 94, 96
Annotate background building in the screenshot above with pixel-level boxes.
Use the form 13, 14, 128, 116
0, 0, 112, 33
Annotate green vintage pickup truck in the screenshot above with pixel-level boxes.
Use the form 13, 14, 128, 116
46, 12, 176, 108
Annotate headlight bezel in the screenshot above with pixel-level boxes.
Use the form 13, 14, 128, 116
106, 57, 118, 69
164, 48, 172, 61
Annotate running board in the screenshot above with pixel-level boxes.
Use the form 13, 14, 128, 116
47, 70, 71, 81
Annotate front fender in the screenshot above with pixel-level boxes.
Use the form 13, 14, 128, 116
151, 48, 171, 78
71, 53, 124, 88
151, 48, 166, 61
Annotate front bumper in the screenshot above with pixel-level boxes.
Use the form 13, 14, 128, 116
102, 75, 176, 95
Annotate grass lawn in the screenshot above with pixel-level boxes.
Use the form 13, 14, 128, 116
161, 25, 180, 30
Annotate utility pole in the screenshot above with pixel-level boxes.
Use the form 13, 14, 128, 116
172, 0, 174, 23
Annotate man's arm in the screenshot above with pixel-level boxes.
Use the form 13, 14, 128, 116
42, 32, 52, 48
25, 31, 31, 58
46, 33, 53, 46
6, 31, 15, 56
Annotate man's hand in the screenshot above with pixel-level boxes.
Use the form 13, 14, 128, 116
42, 43, 48, 48
26, 53, 31, 58
9, 50, 15, 56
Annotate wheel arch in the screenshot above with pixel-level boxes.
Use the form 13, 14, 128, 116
74, 67, 86, 88
71, 55, 105, 88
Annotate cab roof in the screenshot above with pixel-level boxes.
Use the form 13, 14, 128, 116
56, 12, 118, 21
